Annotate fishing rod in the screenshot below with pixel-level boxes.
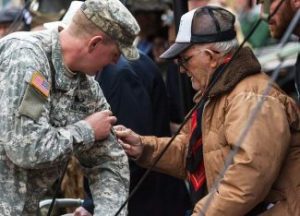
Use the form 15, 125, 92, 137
113, 0, 289, 215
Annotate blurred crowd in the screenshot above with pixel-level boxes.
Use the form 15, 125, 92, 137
1, 0, 298, 102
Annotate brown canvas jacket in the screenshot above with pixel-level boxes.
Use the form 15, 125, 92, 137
137, 47, 300, 215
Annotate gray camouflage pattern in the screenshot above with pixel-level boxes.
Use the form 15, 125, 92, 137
81, 0, 140, 60
0, 29, 129, 215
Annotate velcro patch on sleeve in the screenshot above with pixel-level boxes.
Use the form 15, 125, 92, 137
30, 71, 50, 97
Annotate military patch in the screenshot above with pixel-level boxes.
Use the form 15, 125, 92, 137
30, 71, 50, 97
19, 85, 47, 121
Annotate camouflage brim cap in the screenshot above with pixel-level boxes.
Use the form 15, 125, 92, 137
81, 0, 140, 60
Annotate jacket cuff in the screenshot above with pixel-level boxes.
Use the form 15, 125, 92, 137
136, 136, 156, 167
68, 120, 95, 150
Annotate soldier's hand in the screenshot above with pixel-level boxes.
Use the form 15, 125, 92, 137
85, 110, 117, 141
114, 125, 143, 159
73, 206, 92, 216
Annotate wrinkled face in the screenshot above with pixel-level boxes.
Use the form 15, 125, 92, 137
177, 45, 218, 92
259, 0, 294, 38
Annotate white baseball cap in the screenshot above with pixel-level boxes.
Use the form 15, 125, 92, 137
160, 6, 237, 59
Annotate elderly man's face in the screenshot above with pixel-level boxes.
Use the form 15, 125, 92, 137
177, 45, 218, 92
260, 0, 294, 38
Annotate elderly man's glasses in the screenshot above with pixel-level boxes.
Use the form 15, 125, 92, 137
177, 49, 220, 70
177, 55, 193, 70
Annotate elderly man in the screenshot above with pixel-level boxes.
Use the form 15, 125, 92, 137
115, 5, 300, 216
258, 0, 300, 101
0, 0, 139, 215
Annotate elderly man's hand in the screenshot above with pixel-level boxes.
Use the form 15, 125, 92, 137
73, 206, 92, 216
114, 125, 144, 159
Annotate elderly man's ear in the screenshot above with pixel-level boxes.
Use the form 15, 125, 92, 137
204, 49, 218, 69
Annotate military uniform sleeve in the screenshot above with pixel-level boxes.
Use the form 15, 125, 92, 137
72, 82, 130, 216
193, 92, 291, 215
1, 46, 94, 169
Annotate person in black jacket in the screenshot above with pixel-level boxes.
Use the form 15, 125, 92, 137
96, 51, 191, 216
97, 51, 170, 137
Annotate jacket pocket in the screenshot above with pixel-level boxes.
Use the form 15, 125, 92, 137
18, 84, 47, 121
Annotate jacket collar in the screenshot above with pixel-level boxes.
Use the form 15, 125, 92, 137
194, 47, 261, 102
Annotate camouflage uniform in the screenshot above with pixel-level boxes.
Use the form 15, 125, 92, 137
0, 29, 129, 215
81, 0, 140, 60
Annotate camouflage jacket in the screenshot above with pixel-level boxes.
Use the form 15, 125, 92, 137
0, 29, 129, 215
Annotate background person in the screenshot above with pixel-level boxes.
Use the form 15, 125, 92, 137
257, 0, 300, 101
0, 6, 28, 37
97, 51, 191, 216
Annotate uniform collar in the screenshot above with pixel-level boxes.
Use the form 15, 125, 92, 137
51, 29, 80, 91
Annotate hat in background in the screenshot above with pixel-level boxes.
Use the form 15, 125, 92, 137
43, 1, 83, 30
81, 0, 140, 60
0, 7, 23, 24
126, 0, 170, 12
160, 6, 236, 59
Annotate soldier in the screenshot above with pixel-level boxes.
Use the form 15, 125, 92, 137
0, 0, 140, 215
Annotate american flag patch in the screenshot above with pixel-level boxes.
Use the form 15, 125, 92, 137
30, 71, 50, 97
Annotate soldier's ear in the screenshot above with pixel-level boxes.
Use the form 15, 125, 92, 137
87, 36, 103, 53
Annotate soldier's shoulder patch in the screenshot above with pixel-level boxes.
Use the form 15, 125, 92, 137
30, 71, 50, 97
